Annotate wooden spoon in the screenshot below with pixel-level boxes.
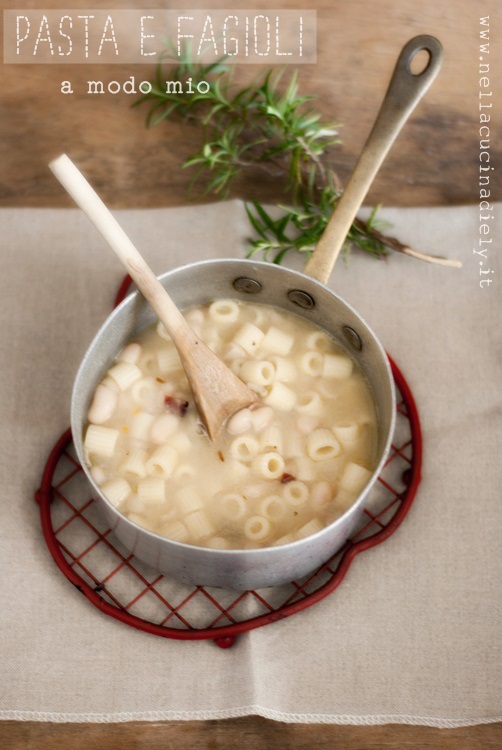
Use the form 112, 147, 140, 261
304, 35, 443, 283
49, 154, 257, 441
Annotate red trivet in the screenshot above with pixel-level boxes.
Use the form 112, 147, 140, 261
35, 356, 421, 648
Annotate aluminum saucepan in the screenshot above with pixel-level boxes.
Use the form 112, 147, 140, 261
72, 258, 395, 589
70, 36, 442, 589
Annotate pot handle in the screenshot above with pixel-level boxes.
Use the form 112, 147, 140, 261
303, 34, 443, 285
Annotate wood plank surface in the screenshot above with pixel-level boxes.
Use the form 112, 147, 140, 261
1, 0, 501, 747
1, 718, 501, 749
0, 0, 500, 208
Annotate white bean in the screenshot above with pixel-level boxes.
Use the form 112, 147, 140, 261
250, 406, 274, 433
226, 408, 252, 435
87, 384, 118, 425
150, 414, 179, 444
310, 481, 334, 513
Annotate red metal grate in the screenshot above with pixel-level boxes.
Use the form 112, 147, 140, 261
36, 273, 421, 647
35, 357, 421, 648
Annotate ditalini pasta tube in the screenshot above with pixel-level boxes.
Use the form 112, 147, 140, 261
184, 510, 215, 540
339, 462, 373, 493
244, 516, 271, 541
130, 412, 155, 441
270, 356, 297, 382
260, 424, 284, 454
295, 518, 324, 539
205, 536, 232, 549
137, 477, 166, 504
157, 347, 182, 374
259, 495, 287, 521
219, 493, 247, 521
130, 378, 161, 411
146, 445, 178, 478
85, 425, 120, 457
296, 391, 322, 415
117, 342, 142, 364
264, 382, 297, 410
299, 351, 324, 376
307, 429, 342, 461
305, 330, 332, 352
100, 477, 131, 507
251, 452, 285, 480
233, 322, 265, 354
120, 448, 148, 477
259, 326, 294, 356
333, 423, 360, 445
175, 486, 204, 515
209, 299, 240, 323
322, 354, 353, 379
159, 519, 189, 543
282, 481, 309, 506
240, 360, 275, 387
229, 435, 260, 462
108, 362, 142, 390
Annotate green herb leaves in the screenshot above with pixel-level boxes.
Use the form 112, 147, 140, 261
135, 49, 459, 269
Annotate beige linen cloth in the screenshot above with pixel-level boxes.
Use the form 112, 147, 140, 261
0, 202, 500, 726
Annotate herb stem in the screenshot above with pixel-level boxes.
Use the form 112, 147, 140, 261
136, 51, 460, 269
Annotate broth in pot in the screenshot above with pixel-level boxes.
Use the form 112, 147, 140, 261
83, 300, 378, 550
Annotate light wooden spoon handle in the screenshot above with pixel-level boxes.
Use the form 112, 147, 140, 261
49, 154, 187, 339
50, 154, 257, 440
303, 35, 443, 285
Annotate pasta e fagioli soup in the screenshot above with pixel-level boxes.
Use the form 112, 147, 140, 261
83, 299, 378, 550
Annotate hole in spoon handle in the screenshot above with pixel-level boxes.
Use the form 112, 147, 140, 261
303, 35, 443, 286
389, 35, 443, 110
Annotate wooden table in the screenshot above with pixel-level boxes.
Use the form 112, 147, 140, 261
1, 0, 500, 208
1, 0, 500, 746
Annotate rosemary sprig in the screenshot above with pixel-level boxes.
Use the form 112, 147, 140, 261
136, 49, 461, 268
245, 197, 387, 266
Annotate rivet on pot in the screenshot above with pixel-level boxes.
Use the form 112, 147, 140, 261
343, 326, 363, 351
287, 290, 316, 309
233, 277, 262, 294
